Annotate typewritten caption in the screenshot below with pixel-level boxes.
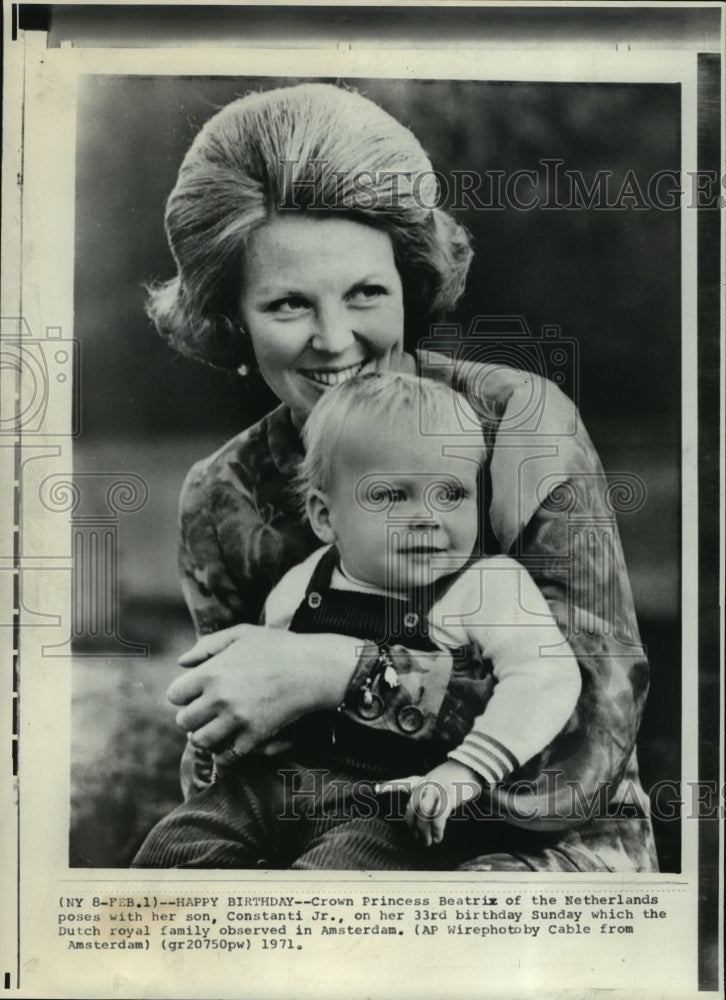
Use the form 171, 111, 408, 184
56, 890, 675, 953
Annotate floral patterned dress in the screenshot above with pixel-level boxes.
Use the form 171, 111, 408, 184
177, 351, 659, 872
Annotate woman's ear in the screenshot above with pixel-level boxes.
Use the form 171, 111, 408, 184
306, 490, 337, 545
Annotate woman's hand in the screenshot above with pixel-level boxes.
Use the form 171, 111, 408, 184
377, 760, 483, 847
177, 625, 249, 667
168, 625, 358, 755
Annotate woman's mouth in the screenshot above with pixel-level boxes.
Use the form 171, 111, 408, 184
299, 360, 368, 387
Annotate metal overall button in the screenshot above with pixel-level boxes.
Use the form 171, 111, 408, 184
396, 705, 424, 733
356, 693, 384, 720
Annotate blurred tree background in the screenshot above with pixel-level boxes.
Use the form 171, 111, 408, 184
71, 76, 681, 869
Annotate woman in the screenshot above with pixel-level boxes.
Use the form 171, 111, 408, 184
145, 82, 657, 871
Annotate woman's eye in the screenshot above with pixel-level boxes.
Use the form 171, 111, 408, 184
267, 296, 309, 315
348, 284, 387, 305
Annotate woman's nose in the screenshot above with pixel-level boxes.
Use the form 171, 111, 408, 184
309, 304, 355, 353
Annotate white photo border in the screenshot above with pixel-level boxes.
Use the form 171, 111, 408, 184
1, 7, 723, 999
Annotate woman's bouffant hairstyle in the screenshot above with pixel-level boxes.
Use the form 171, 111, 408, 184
296, 371, 486, 510
146, 83, 473, 369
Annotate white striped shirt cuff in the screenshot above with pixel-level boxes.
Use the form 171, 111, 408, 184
448, 732, 520, 784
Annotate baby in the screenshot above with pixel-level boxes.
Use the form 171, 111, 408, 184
134, 373, 581, 868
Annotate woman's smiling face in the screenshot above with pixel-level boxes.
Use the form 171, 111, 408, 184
238, 214, 407, 426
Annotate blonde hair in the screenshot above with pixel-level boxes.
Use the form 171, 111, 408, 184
146, 83, 473, 369
297, 371, 486, 506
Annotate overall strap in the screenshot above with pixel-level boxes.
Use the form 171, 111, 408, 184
302, 544, 340, 595
289, 547, 437, 652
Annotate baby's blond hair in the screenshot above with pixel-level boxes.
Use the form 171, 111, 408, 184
297, 372, 486, 507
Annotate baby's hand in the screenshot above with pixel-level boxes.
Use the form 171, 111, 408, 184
377, 760, 483, 847
177, 624, 250, 667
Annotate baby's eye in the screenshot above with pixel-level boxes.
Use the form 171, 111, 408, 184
369, 485, 405, 504
432, 484, 466, 508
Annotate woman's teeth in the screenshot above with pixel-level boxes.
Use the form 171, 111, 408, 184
301, 361, 366, 386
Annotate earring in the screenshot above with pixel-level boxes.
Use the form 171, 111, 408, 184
237, 323, 251, 377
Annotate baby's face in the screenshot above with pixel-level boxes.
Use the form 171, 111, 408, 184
325, 431, 480, 592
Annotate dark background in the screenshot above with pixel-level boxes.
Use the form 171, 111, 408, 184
70, 76, 682, 869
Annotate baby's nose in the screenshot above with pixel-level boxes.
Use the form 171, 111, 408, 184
406, 501, 439, 527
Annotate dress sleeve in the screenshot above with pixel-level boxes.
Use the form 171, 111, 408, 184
176, 455, 298, 798
178, 464, 246, 636
482, 379, 650, 827
178, 456, 295, 635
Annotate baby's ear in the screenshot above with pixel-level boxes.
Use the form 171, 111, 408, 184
306, 490, 337, 545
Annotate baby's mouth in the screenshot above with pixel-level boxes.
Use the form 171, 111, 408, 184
299, 360, 368, 387
398, 545, 445, 556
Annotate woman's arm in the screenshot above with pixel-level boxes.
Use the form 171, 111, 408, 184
483, 379, 649, 828
171, 625, 357, 748
178, 457, 293, 637
174, 621, 456, 763
176, 445, 323, 793
496, 474, 650, 828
